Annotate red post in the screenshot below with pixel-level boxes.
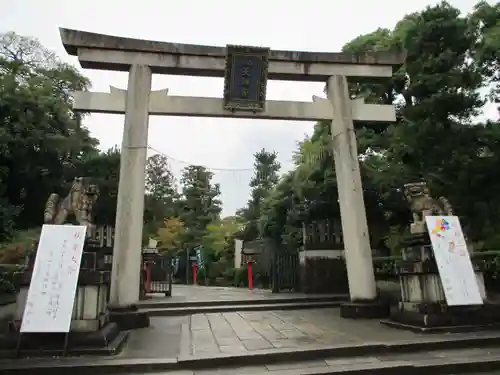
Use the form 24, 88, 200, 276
146, 262, 151, 293
248, 262, 253, 290
192, 264, 198, 285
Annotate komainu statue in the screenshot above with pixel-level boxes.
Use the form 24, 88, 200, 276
44, 177, 99, 228
404, 181, 453, 234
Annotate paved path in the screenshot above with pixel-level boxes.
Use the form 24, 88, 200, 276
139, 285, 344, 305
119, 307, 497, 360
120, 316, 188, 359
183, 308, 458, 356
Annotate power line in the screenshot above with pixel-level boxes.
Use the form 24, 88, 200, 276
147, 145, 297, 172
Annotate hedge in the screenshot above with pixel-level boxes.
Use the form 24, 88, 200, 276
0, 264, 24, 295
373, 251, 500, 282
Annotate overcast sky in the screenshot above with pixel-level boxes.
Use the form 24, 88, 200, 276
3, 0, 497, 216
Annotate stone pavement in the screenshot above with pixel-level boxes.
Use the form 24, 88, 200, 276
183, 308, 454, 357
120, 316, 188, 359
118, 307, 497, 360
140, 285, 344, 305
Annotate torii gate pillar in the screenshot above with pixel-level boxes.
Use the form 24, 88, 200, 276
327, 76, 386, 318
108, 64, 152, 328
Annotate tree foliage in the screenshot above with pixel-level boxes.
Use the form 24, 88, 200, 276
250, 1, 500, 253
3, 1, 500, 271
0, 32, 98, 239
156, 217, 184, 253
237, 149, 281, 241
178, 165, 222, 250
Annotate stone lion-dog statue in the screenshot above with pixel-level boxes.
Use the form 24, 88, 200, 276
404, 181, 453, 234
44, 177, 99, 228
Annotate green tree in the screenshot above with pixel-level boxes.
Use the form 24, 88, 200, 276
156, 217, 184, 253
257, 1, 500, 252
179, 165, 222, 250
144, 154, 179, 237
238, 149, 281, 241
75, 147, 121, 225
0, 31, 98, 238
470, 1, 500, 103
145, 154, 178, 204
202, 216, 241, 258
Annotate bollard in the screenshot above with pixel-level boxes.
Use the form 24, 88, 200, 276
146, 262, 151, 293
248, 262, 253, 290
192, 263, 198, 285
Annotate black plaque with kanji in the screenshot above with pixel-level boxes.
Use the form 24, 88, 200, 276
223, 45, 270, 112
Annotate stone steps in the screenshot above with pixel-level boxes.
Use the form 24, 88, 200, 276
2, 332, 500, 374
140, 300, 345, 316
180, 348, 500, 374
139, 295, 348, 310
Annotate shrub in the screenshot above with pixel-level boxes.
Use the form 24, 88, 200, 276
0, 276, 15, 295
222, 267, 236, 283
234, 267, 248, 287
373, 256, 400, 280
196, 267, 207, 285
473, 251, 500, 292
0, 265, 21, 295
253, 262, 270, 288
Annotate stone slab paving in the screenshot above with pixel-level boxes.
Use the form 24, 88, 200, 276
119, 316, 188, 359
182, 308, 497, 357
139, 285, 344, 305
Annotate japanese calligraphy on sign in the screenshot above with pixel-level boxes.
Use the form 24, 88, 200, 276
20, 224, 87, 333
223, 44, 270, 112
425, 216, 482, 306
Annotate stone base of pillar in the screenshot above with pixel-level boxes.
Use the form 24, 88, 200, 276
0, 322, 127, 356
381, 302, 500, 333
108, 304, 150, 330
340, 300, 390, 319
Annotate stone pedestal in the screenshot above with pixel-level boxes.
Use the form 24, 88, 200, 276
0, 242, 128, 356
340, 300, 390, 319
108, 304, 149, 330
382, 233, 500, 332
13, 270, 110, 332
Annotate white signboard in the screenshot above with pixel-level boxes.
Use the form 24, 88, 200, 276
20, 224, 87, 333
425, 216, 483, 306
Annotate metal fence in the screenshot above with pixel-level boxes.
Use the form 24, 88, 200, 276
142, 252, 173, 296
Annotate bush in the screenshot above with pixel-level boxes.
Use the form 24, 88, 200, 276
0, 264, 24, 273
0, 276, 15, 295
222, 267, 236, 283
196, 267, 207, 285
234, 267, 248, 287
0, 228, 40, 265
207, 259, 230, 281
0, 264, 22, 296
253, 262, 270, 289
373, 256, 400, 280
473, 251, 500, 292
372, 252, 500, 293
0, 245, 29, 265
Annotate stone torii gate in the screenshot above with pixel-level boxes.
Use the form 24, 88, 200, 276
59, 28, 403, 325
